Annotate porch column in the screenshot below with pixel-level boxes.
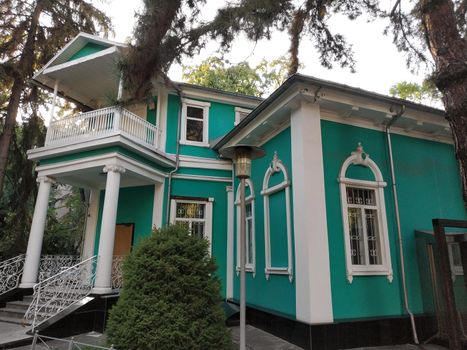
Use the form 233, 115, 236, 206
93, 165, 125, 294
81, 187, 100, 260
20, 176, 55, 288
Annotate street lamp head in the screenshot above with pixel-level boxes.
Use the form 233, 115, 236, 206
220, 145, 266, 179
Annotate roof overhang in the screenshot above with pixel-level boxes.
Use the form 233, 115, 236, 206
32, 33, 127, 109
214, 74, 450, 152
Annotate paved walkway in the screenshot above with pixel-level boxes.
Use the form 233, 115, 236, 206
0, 321, 32, 349
231, 325, 303, 350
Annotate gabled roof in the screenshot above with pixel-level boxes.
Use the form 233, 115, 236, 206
34, 32, 126, 76
32, 33, 127, 109
213, 74, 448, 150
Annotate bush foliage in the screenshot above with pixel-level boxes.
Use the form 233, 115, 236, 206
106, 225, 231, 350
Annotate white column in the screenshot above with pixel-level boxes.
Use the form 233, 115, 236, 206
20, 176, 54, 288
93, 165, 125, 294
81, 188, 100, 260
290, 99, 333, 324
50, 80, 59, 122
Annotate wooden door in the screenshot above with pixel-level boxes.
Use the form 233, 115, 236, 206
113, 224, 134, 256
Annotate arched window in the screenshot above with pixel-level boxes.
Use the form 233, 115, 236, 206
338, 143, 393, 283
235, 179, 256, 275
261, 152, 293, 282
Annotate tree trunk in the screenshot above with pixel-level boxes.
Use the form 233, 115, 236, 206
421, 0, 467, 206
0, 0, 45, 198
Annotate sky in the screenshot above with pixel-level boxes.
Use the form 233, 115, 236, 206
99, 0, 429, 97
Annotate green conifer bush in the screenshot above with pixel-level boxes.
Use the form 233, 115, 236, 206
106, 225, 231, 350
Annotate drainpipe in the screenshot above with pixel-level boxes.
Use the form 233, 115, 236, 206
385, 105, 419, 344
165, 84, 183, 225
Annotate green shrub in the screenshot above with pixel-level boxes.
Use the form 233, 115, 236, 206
106, 225, 231, 350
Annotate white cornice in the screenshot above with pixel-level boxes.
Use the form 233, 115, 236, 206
28, 134, 176, 168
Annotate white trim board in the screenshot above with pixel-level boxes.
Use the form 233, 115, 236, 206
171, 173, 232, 183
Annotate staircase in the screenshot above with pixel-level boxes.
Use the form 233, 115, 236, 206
0, 295, 34, 326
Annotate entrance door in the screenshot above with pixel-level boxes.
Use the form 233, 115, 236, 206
113, 224, 134, 256
112, 224, 134, 289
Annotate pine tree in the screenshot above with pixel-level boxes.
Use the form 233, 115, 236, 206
0, 0, 112, 198
106, 225, 232, 350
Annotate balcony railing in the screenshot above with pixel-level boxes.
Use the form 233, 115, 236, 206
45, 106, 162, 150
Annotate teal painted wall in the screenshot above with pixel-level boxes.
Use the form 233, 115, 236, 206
94, 185, 155, 255
169, 178, 229, 297
165, 94, 236, 158
68, 42, 108, 61
321, 119, 466, 321
233, 128, 296, 318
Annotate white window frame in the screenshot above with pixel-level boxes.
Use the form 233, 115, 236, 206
234, 107, 252, 126
261, 152, 293, 282
180, 98, 210, 147
447, 238, 464, 280
235, 179, 256, 276
338, 143, 393, 283
169, 198, 214, 252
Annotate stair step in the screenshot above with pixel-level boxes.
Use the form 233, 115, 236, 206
6, 300, 31, 310
0, 307, 27, 318
0, 314, 31, 325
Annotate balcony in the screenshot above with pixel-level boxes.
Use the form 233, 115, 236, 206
45, 106, 162, 150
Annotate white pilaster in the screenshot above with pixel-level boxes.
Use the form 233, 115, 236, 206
20, 176, 54, 288
226, 185, 234, 299
81, 188, 100, 260
152, 181, 165, 229
157, 89, 168, 152
93, 165, 125, 294
290, 100, 333, 323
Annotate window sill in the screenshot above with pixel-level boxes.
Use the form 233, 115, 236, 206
180, 140, 210, 148
346, 267, 393, 283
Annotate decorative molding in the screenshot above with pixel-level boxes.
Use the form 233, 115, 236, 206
37, 176, 56, 184
261, 152, 293, 282
103, 165, 126, 174
338, 143, 393, 284
171, 173, 231, 183
235, 179, 256, 277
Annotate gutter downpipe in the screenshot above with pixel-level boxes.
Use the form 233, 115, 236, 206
165, 84, 183, 225
385, 105, 419, 344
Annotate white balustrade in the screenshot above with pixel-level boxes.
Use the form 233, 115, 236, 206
0, 255, 25, 295
46, 106, 161, 150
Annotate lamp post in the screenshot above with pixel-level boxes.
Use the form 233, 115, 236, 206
220, 145, 265, 350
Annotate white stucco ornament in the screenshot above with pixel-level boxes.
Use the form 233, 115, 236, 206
351, 142, 370, 166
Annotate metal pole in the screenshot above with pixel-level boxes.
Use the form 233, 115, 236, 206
239, 177, 246, 350
31, 330, 38, 350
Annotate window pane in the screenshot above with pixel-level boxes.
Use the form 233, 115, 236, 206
246, 217, 253, 265
187, 106, 204, 119
186, 119, 204, 142
450, 243, 462, 268
175, 220, 189, 231
347, 187, 376, 206
365, 209, 382, 265
348, 207, 366, 265
191, 221, 205, 239
176, 203, 205, 219
245, 203, 252, 217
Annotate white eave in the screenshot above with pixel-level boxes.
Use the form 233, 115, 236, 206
32, 33, 127, 109
216, 75, 451, 150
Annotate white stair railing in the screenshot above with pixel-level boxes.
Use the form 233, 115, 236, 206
24, 256, 97, 329
46, 106, 161, 149
0, 255, 25, 295
38, 255, 81, 282
111, 255, 126, 289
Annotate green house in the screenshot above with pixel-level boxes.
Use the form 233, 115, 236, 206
2, 33, 465, 348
